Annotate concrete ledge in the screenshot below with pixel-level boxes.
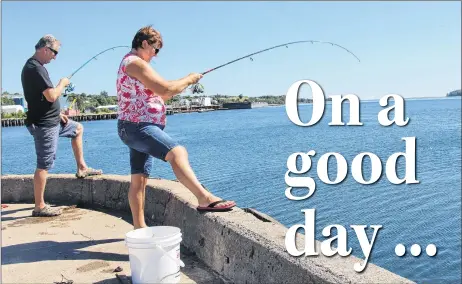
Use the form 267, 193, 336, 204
1, 174, 414, 284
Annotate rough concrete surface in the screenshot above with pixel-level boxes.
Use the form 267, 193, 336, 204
1, 203, 225, 284
2, 174, 415, 284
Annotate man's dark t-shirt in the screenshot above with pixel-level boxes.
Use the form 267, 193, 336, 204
21, 57, 60, 127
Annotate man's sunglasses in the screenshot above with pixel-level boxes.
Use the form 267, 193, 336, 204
47, 47, 58, 56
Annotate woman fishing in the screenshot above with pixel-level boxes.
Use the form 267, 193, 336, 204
116, 25, 236, 229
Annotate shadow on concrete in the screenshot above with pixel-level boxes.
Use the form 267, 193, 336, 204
3, 204, 134, 230
75, 204, 134, 226
93, 245, 226, 284
1, 206, 35, 216
2, 239, 127, 265
2, 216, 28, 222
94, 274, 132, 284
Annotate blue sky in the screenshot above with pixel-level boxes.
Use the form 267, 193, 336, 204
2, 1, 460, 99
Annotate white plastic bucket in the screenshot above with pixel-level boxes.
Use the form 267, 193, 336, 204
125, 226, 184, 284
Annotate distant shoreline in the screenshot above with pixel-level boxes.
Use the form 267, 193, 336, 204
297, 96, 461, 104
2, 96, 459, 127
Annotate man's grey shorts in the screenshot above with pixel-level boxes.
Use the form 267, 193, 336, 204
27, 120, 80, 170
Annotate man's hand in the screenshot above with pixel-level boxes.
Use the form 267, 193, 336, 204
43, 77, 71, 103
60, 113, 68, 124
59, 77, 70, 87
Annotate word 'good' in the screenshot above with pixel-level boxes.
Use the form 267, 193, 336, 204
285, 137, 419, 201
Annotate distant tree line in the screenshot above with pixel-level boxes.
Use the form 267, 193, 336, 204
2, 91, 19, 105
2, 112, 26, 119
2, 90, 118, 115
2, 90, 330, 116
2, 96, 15, 105
179, 94, 323, 105
2, 91, 25, 118
447, 89, 461, 97
65, 91, 118, 112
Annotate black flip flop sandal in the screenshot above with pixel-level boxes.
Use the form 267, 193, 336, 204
197, 200, 236, 212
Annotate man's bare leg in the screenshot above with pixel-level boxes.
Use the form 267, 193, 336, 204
70, 123, 102, 177
32, 168, 61, 216
33, 168, 48, 211
71, 123, 88, 172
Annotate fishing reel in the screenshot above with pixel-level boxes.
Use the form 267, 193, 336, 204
190, 83, 204, 94
63, 82, 75, 97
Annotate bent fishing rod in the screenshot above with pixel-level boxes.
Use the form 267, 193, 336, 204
191, 40, 361, 94
64, 45, 130, 96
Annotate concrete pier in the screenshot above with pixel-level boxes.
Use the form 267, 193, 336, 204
0, 108, 191, 127
2, 203, 224, 284
1, 118, 26, 127
1, 114, 120, 127
1, 174, 415, 284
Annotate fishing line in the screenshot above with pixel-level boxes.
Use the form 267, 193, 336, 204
190, 40, 361, 94
64, 45, 130, 96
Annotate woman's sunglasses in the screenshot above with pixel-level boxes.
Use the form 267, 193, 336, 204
147, 42, 159, 55
151, 45, 159, 55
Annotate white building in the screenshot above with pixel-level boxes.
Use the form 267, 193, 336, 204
191, 98, 201, 106
96, 105, 118, 111
1, 105, 25, 114
199, 97, 212, 106
179, 99, 191, 106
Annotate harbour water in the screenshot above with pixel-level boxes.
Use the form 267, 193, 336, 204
2, 97, 461, 283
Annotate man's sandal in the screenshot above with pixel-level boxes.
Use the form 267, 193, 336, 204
32, 205, 62, 217
76, 167, 103, 179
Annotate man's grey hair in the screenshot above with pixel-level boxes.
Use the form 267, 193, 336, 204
35, 34, 60, 50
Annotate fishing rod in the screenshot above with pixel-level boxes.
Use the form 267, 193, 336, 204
64, 45, 130, 96
190, 40, 361, 94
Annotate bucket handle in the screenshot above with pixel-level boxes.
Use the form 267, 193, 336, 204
155, 245, 185, 268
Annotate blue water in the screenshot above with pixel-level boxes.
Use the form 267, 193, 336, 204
2, 97, 461, 283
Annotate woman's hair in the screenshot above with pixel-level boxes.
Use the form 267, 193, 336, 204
131, 25, 163, 50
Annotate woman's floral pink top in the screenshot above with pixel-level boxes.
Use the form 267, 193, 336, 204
116, 53, 166, 125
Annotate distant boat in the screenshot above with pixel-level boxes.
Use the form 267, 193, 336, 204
198, 108, 214, 113
222, 102, 269, 109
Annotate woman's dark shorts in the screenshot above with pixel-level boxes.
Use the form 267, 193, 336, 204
117, 120, 180, 176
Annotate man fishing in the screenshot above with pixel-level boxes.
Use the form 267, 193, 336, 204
21, 34, 103, 217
